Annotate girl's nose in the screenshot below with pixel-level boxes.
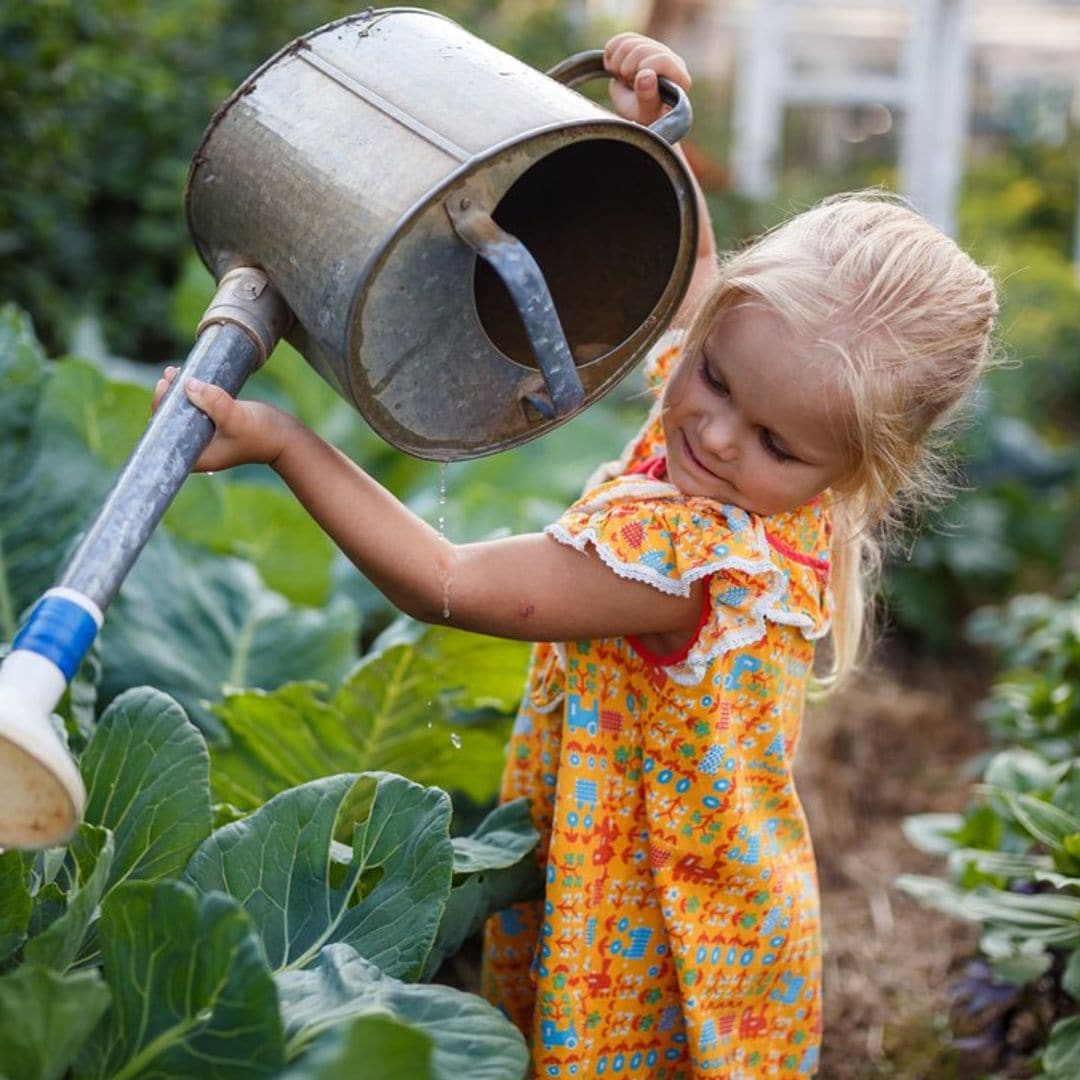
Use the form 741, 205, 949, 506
701, 411, 741, 463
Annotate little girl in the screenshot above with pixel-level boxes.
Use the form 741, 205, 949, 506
156, 34, 997, 1079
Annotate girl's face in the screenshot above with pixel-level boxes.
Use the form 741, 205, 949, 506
661, 304, 852, 516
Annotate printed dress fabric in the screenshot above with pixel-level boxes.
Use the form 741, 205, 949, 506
482, 335, 832, 1079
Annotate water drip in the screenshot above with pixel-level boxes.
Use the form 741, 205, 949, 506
436, 461, 448, 537
441, 573, 453, 621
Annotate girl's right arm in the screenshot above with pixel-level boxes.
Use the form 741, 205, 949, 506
603, 32, 719, 319
155, 372, 706, 649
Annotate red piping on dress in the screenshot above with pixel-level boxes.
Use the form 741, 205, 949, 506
627, 573, 714, 667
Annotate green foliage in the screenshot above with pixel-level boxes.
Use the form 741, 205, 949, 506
0, 685, 535, 1079
883, 412, 1077, 650
967, 591, 1080, 755
1, 0, 591, 362
0, 303, 540, 1076
988, 245, 1080, 434
209, 623, 529, 811
0, 966, 111, 1080
900, 589, 1080, 1075
960, 137, 1080, 264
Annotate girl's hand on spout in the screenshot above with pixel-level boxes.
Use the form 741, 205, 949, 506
603, 32, 691, 127
153, 366, 298, 473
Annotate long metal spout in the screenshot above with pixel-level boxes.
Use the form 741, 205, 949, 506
0, 267, 289, 849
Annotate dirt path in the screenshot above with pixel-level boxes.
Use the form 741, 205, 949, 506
799, 661, 989, 1077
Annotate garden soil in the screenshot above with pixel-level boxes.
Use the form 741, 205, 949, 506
800, 657, 988, 1078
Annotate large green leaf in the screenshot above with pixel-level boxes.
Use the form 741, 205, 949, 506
1045, 1016, 1080, 1079
185, 772, 454, 979
0, 342, 158, 642
25, 825, 114, 973
0, 305, 48, 481
0, 850, 31, 966
165, 477, 337, 607
209, 623, 525, 810
100, 532, 359, 739
0, 965, 110, 1080
451, 798, 540, 874
35, 355, 150, 471
0, 372, 117, 640
81, 688, 212, 894
283, 1013, 434, 1080
422, 799, 543, 981
276, 944, 527, 1080
76, 881, 284, 1080
370, 621, 529, 714
898, 875, 1080, 946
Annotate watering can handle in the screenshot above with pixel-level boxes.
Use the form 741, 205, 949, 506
446, 194, 584, 420
546, 49, 693, 145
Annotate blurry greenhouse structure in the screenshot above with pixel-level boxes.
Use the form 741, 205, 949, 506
590, 0, 1080, 261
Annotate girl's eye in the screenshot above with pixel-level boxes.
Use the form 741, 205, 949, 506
761, 430, 796, 463
701, 362, 728, 395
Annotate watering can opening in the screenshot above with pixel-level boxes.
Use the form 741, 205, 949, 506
472, 139, 681, 370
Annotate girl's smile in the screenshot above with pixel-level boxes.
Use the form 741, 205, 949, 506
661, 303, 853, 515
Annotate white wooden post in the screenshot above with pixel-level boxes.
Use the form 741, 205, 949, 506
733, 0, 786, 199
729, 0, 972, 238
900, 0, 970, 235
1075, 164, 1080, 275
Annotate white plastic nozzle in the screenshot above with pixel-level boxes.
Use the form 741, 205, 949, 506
0, 650, 86, 849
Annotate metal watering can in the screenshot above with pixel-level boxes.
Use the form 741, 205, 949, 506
0, 6, 698, 848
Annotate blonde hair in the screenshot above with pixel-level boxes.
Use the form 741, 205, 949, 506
682, 192, 998, 689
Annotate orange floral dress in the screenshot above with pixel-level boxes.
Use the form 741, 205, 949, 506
483, 336, 831, 1079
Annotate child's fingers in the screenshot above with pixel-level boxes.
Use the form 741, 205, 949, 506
605, 36, 690, 94
151, 365, 178, 413
184, 378, 236, 428
623, 43, 690, 92
603, 31, 643, 71
634, 68, 662, 116
643, 48, 690, 90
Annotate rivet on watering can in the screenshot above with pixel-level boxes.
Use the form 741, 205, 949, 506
459, 197, 471, 210
237, 279, 265, 300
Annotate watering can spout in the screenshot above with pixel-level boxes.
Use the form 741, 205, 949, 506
0, 269, 290, 850
0, 646, 88, 847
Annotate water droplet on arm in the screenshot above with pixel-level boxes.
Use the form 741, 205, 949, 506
441, 572, 453, 621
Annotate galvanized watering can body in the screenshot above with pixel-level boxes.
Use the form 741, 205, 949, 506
186, 6, 699, 459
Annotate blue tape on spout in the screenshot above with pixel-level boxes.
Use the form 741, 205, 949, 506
11, 595, 99, 682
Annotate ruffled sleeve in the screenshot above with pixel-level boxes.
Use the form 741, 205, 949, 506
545, 477, 832, 685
